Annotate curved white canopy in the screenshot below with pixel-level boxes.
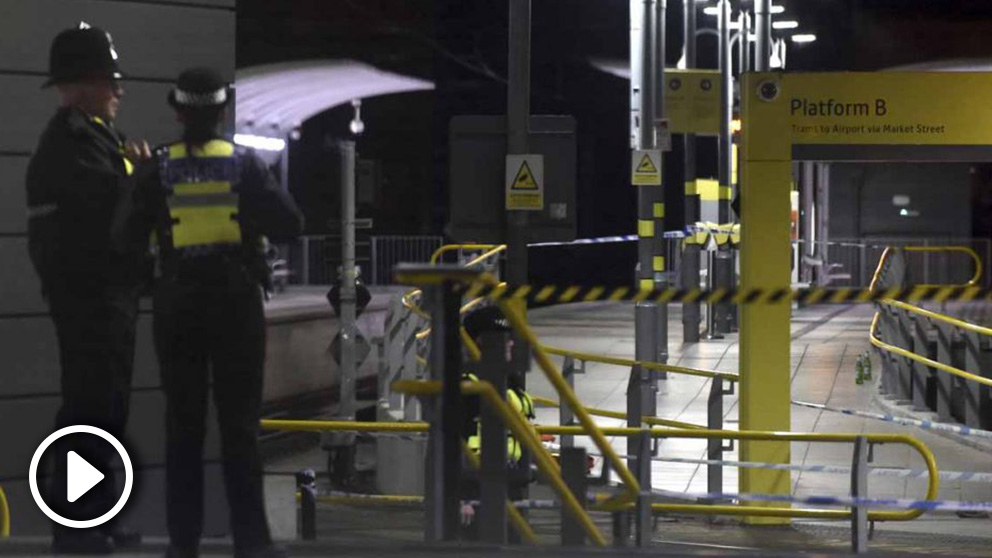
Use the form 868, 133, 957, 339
235, 60, 434, 139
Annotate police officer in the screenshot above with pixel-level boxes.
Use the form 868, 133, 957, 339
26, 23, 147, 554
120, 67, 303, 558
458, 306, 536, 534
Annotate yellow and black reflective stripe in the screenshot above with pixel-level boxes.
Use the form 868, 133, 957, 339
453, 283, 992, 306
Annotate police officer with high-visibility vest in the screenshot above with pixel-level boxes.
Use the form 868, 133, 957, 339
27, 23, 148, 555
120, 67, 303, 558
458, 306, 536, 534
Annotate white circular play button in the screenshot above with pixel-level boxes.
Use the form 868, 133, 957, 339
29, 425, 134, 529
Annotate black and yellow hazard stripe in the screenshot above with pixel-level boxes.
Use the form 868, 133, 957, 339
464, 283, 992, 306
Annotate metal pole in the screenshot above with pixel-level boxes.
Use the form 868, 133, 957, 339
507, 0, 531, 376
755, 0, 771, 72
681, 0, 701, 344
655, 0, 669, 372
340, 140, 358, 421
801, 163, 815, 284
561, 447, 588, 546
630, 305, 657, 546
851, 436, 869, 554
714, 0, 734, 333
479, 331, 509, 544
424, 283, 462, 542
707, 377, 724, 495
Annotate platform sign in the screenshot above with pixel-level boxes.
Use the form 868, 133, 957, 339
506, 154, 544, 210
747, 72, 992, 159
631, 149, 662, 185
666, 69, 721, 135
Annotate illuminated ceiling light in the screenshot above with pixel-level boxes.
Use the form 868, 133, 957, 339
703, 6, 719, 15
791, 34, 817, 43
771, 4, 785, 14
773, 20, 799, 30
234, 133, 287, 152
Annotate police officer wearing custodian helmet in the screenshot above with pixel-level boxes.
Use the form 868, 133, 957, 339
119, 67, 303, 558
26, 23, 148, 554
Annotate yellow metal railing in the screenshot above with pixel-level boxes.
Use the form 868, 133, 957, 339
395, 379, 608, 546
539, 425, 939, 522
869, 245, 992, 389
530, 395, 704, 430
541, 345, 739, 383
430, 244, 505, 265
0, 481, 9, 537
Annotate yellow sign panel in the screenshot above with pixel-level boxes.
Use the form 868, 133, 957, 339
745, 72, 992, 159
505, 154, 544, 211
631, 149, 662, 185
665, 69, 721, 135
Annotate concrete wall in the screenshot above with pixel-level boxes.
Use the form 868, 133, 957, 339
0, 0, 235, 536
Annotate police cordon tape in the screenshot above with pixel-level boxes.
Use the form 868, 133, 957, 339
640, 455, 992, 484
460, 282, 992, 306
792, 400, 992, 441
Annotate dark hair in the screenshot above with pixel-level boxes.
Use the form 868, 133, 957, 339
181, 106, 225, 144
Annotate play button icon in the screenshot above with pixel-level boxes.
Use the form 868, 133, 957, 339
67, 451, 105, 503
29, 425, 133, 529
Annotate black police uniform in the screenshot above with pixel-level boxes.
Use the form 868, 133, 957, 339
125, 132, 302, 554
26, 25, 140, 550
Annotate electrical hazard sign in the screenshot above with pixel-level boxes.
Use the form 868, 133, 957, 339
632, 149, 662, 185
506, 154, 544, 210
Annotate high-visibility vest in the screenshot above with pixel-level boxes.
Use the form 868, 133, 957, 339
158, 139, 242, 254
464, 373, 536, 463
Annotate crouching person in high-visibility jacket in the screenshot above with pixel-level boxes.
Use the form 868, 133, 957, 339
457, 306, 536, 538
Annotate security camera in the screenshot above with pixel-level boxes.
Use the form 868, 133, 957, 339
757, 80, 780, 102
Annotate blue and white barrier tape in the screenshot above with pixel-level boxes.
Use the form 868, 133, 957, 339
528, 235, 638, 248
792, 400, 992, 441
650, 456, 992, 484
649, 488, 992, 514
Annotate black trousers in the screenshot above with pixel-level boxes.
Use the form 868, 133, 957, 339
47, 288, 138, 531
153, 282, 271, 552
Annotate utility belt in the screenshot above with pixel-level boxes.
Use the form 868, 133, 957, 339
161, 248, 269, 292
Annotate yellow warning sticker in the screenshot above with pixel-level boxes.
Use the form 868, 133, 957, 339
506, 154, 544, 211
632, 149, 662, 185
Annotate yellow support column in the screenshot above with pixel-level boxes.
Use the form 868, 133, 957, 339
739, 73, 791, 524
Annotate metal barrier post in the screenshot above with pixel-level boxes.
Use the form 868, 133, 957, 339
705, 250, 723, 340
561, 447, 588, 546
894, 309, 914, 403
478, 330, 509, 544
910, 316, 934, 412
851, 437, 869, 554
934, 323, 956, 422
612, 509, 630, 547
424, 281, 463, 542
561, 356, 577, 449
707, 377, 725, 495
296, 469, 317, 541
962, 331, 989, 429
635, 429, 653, 547
630, 303, 658, 541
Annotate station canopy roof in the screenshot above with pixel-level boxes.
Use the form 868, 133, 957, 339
235, 60, 434, 139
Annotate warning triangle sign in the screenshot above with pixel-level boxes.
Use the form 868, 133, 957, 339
636, 154, 658, 174
512, 161, 539, 190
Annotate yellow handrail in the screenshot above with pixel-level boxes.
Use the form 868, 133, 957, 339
0, 481, 9, 537
541, 345, 740, 382
497, 300, 643, 512
530, 395, 705, 430
430, 244, 505, 265
869, 313, 992, 388
539, 425, 938, 522
869, 245, 992, 389
263, 417, 939, 523
395, 379, 608, 546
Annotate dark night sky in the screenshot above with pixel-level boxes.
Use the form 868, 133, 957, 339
237, 0, 992, 253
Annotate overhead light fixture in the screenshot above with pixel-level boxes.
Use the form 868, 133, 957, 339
773, 20, 799, 29
791, 34, 817, 43
703, 6, 719, 15
234, 133, 287, 152
771, 4, 785, 14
